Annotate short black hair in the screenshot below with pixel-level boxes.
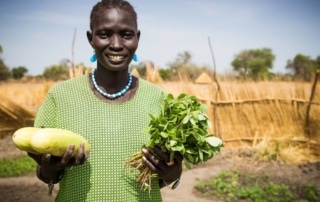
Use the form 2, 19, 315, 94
89, 0, 138, 30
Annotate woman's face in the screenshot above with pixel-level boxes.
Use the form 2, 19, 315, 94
88, 8, 140, 71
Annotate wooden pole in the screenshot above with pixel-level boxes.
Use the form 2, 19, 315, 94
70, 28, 77, 78
304, 70, 320, 138
208, 37, 221, 138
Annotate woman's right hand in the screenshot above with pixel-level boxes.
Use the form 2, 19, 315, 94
28, 143, 89, 173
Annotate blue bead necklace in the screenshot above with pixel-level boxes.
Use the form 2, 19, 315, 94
91, 68, 133, 99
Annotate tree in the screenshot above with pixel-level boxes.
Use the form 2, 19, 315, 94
158, 68, 174, 81
0, 45, 10, 81
43, 63, 69, 80
11, 66, 28, 79
286, 54, 312, 81
312, 55, 320, 72
0, 61, 10, 81
231, 48, 275, 80
168, 51, 192, 75
167, 51, 207, 81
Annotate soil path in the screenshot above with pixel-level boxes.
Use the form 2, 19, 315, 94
0, 167, 220, 202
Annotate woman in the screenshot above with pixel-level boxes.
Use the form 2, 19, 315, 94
28, 0, 182, 201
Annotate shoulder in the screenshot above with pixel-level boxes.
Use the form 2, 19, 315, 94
135, 78, 167, 106
49, 75, 88, 94
138, 78, 165, 93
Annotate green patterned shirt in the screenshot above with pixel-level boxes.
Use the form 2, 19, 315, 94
34, 75, 165, 202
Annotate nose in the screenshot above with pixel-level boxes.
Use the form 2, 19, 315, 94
110, 35, 122, 50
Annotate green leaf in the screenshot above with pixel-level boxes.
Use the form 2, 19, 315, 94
190, 118, 196, 125
199, 148, 203, 162
206, 136, 223, 147
170, 140, 177, 147
185, 147, 197, 154
186, 154, 194, 163
193, 155, 200, 164
197, 113, 206, 121
171, 144, 185, 154
160, 132, 169, 138
178, 93, 187, 99
182, 115, 191, 124
184, 160, 191, 169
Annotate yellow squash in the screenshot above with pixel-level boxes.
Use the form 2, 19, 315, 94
12, 127, 41, 154
30, 128, 90, 157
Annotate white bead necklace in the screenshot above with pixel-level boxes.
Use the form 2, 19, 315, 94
91, 68, 133, 99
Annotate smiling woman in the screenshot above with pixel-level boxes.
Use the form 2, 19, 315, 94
26, 0, 183, 201
87, 4, 140, 100
88, 5, 139, 72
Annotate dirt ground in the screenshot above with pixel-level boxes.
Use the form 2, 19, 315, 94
1, 135, 319, 202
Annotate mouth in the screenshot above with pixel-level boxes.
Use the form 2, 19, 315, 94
107, 54, 125, 62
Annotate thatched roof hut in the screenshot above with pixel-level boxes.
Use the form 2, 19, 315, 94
195, 72, 212, 84
131, 68, 141, 78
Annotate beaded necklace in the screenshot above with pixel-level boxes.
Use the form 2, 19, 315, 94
91, 68, 133, 99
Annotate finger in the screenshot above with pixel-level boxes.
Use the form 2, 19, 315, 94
154, 146, 183, 163
142, 148, 160, 166
61, 144, 75, 165
27, 152, 37, 158
152, 147, 181, 165
27, 152, 42, 164
142, 155, 157, 172
166, 161, 175, 166
81, 150, 90, 164
74, 143, 85, 165
174, 152, 184, 163
42, 153, 51, 165
152, 147, 170, 162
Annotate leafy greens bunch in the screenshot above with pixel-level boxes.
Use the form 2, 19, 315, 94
125, 93, 223, 192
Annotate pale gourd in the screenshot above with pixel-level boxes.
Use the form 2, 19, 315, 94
12, 127, 41, 154
30, 128, 90, 157
12, 127, 90, 157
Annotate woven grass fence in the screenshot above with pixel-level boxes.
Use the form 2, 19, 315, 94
1, 70, 319, 163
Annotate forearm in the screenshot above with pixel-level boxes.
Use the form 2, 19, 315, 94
159, 166, 182, 189
36, 165, 64, 184
159, 177, 181, 189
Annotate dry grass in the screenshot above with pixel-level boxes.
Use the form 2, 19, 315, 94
0, 80, 54, 113
1, 78, 319, 164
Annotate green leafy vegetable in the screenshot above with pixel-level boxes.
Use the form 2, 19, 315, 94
125, 93, 223, 193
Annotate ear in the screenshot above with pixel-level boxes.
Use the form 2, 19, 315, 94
86, 31, 94, 48
137, 30, 141, 41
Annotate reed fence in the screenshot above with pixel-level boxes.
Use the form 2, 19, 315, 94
1, 71, 319, 155
196, 71, 320, 149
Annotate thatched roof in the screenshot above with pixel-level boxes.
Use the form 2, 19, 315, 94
195, 72, 212, 84
145, 62, 162, 83
0, 95, 35, 138
131, 68, 141, 78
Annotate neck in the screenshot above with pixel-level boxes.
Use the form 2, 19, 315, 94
94, 68, 129, 92
91, 68, 132, 99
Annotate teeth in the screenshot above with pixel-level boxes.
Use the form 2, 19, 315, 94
109, 55, 124, 60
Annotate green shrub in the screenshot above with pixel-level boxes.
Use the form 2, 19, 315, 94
196, 170, 319, 202
0, 156, 37, 177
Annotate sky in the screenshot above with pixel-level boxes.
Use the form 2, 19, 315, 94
0, 0, 319, 76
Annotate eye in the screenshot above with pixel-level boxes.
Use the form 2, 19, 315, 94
97, 31, 110, 39
122, 31, 134, 39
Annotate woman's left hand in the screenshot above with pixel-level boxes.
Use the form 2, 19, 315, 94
142, 146, 183, 184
